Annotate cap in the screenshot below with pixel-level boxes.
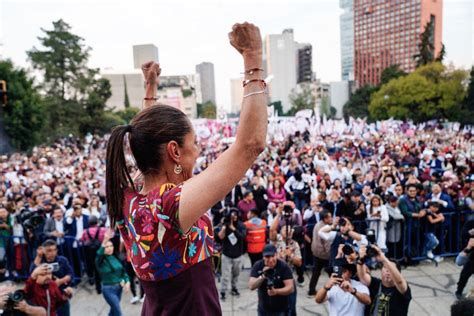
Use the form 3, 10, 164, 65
262, 244, 277, 257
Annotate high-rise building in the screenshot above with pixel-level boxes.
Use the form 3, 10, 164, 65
196, 62, 216, 105
264, 29, 298, 113
340, 0, 354, 81
297, 44, 313, 83
230, 77, 244, 114
102, 70, 146, 111
354, 0, 443, 87
133, 44, 159, 69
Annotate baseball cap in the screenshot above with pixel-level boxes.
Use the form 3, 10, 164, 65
262, 244, 277, 257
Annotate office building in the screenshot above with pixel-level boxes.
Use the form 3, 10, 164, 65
196, 62, 216, 105
297, 43, 313, 83
340, 0, 355, 81
264, 29, 298, 113
354, 0, 443, 87
230, 78, 244, 114
102, 71, 145, 111
133, 44, 159, 69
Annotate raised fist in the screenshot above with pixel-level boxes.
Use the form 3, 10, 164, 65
141, 61, 161, 86
228, 22, 262, 57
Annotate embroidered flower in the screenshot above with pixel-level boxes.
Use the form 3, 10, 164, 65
150, 246, 183, 280
141, 215, 154, 234
188, 243, 197, 257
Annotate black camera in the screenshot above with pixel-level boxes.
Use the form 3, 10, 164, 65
222, 216, 231, 226
4, 290, 25, 311
333, 265, 343, 278
18, 208, 44, 231
283, 205, 293, 218
263, 268, 275, 290
333, 218, 347, 233
365, 229, 379, 258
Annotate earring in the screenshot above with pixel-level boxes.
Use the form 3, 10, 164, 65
174, 164, 183, 175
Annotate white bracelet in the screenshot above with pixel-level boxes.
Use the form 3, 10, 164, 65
243, 90, 266, 98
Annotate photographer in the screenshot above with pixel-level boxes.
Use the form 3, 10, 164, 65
308, 210, 333, 297
24, 265, 72, 316
455, 219, 474, 299
30, 240, 73, 316
318, 217, 366, 267
356, 245, 411, 315
0, 283, 46, 316
249, 244, 294, 316
216, 208, 246, 300
315, 258, 370, 316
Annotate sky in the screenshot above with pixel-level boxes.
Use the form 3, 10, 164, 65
0, 0, 473, 110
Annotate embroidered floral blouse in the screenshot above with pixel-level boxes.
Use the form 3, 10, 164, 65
118, 183, 214, 281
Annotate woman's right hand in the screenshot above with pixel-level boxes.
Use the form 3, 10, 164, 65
228, 22, 262, 59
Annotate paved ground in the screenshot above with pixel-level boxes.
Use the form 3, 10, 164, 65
70, 257, 472, 315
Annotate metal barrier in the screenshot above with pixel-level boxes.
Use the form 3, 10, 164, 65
302, 210, 473, 266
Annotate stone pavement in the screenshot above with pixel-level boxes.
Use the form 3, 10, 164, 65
71, 257, 471, 315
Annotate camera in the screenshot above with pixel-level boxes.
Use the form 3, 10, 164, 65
283, 205, 293, 218
3, 290, 25, 311
18, 206, 44, 231
45, 262, 60, 273
365, 229, 379, 258
332, 218, 347, 233
333, 265, 343, 278
262, 268, 275, 290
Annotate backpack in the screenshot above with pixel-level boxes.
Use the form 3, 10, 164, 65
84, 228, 101, 254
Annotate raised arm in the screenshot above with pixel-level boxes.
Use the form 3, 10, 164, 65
142, 62, 161, 109
179, 22, 267, 232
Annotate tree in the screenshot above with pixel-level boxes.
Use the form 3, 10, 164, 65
201, 101, 216, 119
0, 60, 45, 150
123, 75, 130, 108
463, 66, 474, 112
27, 19, 111, 138
269, 101, 284, 116
343, 85, 377, 120
287, 83, 315, 116
414, 20, 446, 67
380, 65, 407, 85
117, 107, 140, 123
369, 62, 467, 122
27, 19, 90, 101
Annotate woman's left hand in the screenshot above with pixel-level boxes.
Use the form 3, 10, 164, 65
123, 282, 130, 293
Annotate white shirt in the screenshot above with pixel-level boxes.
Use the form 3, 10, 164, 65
327, 279, 370, 316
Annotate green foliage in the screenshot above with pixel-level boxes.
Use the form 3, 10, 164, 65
287, 83, 315, 116
0, 60, 45, 150
201, 101, 216, 119
123, 75, 130, 108
116, 107, 140, 123
182, 89, 193, 98
463, 66, 474, 112
26, 19, 112, 141
343, 85, 377, 120
102, 111, 126, 132
269, 101, 284, 116
369, 62, 467, 122
414, 20, 446, 68
380, 65, 407, 85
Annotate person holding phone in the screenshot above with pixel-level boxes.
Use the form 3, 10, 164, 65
315, 258, 370, 316
366, 195, 389, 251
29, 240, 73, 316
95, 229, 129, 316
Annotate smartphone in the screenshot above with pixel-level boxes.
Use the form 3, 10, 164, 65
47, 262, 60, 273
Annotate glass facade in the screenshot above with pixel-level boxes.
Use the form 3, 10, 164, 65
340, 0, 354, 81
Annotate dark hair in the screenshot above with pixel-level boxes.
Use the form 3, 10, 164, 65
243, 191, 253, 199
106, 105, 191, 227
320, 209, 331, 221
451, 299, 474, 316
249, 208, 260, 216
88, 215, 99, 226
294, 169, 302, 181
406, 183, 418, 191
42, 239, 57, 248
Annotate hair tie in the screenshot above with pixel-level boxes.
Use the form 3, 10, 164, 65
125, 125, 133, 133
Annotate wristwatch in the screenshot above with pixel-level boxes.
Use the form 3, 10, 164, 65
351, 288, 357, 295
324, 285, 331, 291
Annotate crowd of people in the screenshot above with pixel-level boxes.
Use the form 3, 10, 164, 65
0, 115, 472, 315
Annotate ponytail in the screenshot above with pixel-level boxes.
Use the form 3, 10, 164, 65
106, 125, 135, 227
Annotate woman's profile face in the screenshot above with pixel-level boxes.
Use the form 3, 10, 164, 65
179, 130, 200, 180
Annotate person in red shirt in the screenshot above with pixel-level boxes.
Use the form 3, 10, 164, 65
24, 265, 73, 316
